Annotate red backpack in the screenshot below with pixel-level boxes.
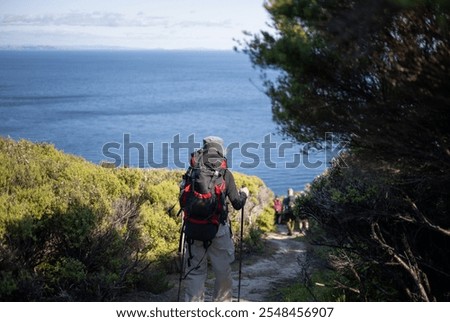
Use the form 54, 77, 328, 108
179, 148, 227, 243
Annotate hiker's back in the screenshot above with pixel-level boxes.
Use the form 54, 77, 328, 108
283, 195, 295, 214
179, 146, 228, 242
178, 136, 249, 302
283, 188, 296, 221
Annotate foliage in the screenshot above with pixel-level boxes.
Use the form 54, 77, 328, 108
229, 172, 275, 253
299, 154, 450, 301
233, 171, 265, 204
243, 226, 266, 254
241, 0, 450, 152
241, 0, 450, 301
278, 271, 346, 302
0, 138, 181, 300
0, 137, 273, 300
256, 205, 277, 233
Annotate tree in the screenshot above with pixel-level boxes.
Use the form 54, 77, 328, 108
240, 0, 450, 301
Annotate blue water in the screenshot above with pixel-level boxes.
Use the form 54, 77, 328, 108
0, 50, 327, 195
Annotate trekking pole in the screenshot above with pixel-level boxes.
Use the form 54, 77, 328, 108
177, 216, 186, 302
237, 205, 244, 302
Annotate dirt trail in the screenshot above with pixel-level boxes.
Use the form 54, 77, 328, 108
232, 225, 307, 302
154, 225, 307, 302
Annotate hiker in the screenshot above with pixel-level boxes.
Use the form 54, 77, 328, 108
283, 188, 298, 236
179, 136, 248, 302
273, 196, 283, 224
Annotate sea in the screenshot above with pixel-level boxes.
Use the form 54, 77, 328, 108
0, 50, 330, 196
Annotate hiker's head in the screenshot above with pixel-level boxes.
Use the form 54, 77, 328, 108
203, 136, 225, 156
287, 188, 294, 196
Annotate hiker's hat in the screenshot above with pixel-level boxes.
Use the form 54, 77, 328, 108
203, 136, 225, 156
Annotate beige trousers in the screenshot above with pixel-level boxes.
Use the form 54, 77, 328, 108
184, 223, 235, 302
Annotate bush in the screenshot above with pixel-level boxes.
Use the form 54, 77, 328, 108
0, 138, 178, 300
0, 137, 274, 300
256, 205, 276, 233
299, 154, 450, 301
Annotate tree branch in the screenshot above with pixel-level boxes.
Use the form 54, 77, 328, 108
370, 222, 430, 301
405, 197, 450, 237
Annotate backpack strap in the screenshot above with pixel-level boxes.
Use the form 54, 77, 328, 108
207, 169, 219, 190
184, 238, 212, 281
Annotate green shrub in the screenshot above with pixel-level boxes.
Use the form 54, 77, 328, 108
243, 225, 265, 253
256, 205, 276, 233
233, 172, 265, 204
278, 269, 346, 302
138, 202, 180, 262
0, 137, 274, 300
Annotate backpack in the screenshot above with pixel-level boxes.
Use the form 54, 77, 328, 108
284, 195, 296, 213
179, 148, 227, 244
288, 196, 295, 210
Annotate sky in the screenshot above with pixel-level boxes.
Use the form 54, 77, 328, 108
0, 0, 270, 50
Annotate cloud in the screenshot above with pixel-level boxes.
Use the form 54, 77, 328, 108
0, 12, 232, 29
0, 12, 167, 27
175, 19, 233, 28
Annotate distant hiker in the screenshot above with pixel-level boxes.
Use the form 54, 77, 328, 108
273, 196, 283, 224
283, 188, 298, 236
179, 136, 248, 302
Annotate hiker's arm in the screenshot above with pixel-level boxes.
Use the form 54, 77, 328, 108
225, 170, 247, 210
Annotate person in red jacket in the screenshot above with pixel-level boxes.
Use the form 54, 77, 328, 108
273, 196, 283, 224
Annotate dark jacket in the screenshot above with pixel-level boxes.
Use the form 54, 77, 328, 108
223, 169, 247, 211
283, 195, 296, 219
